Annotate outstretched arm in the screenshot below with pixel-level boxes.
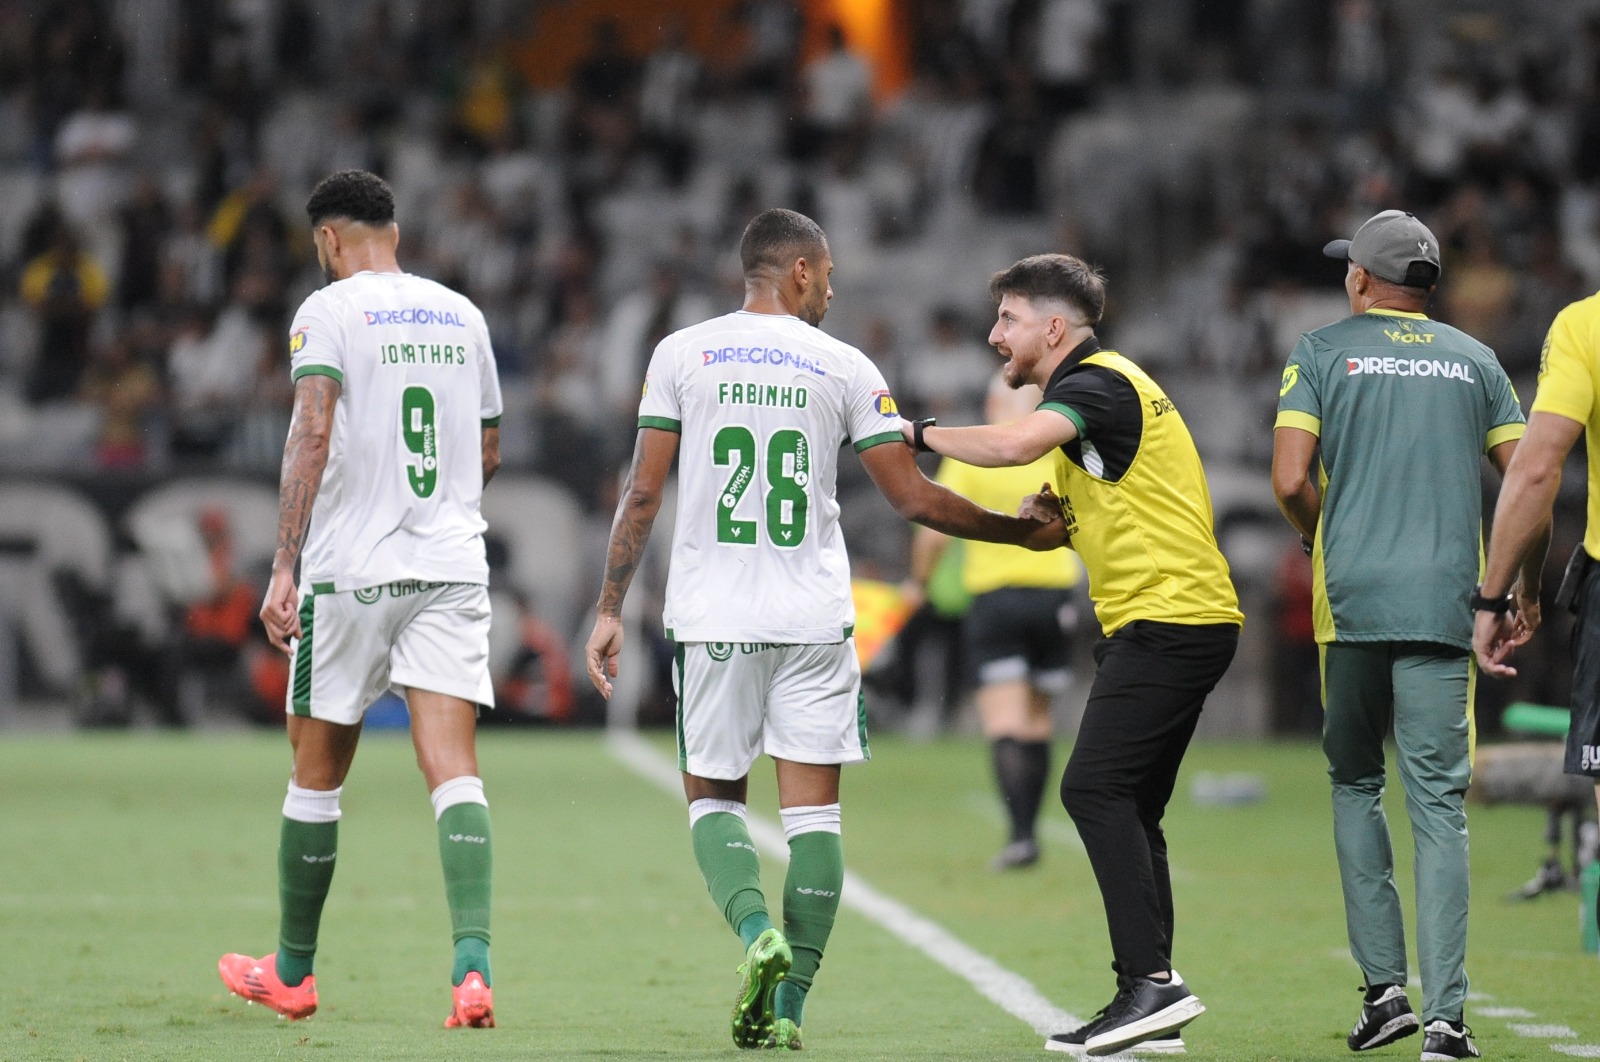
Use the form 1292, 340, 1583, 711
585, 427, 680, 698
260, 374, 340, 653
900, 408, 1076, 468
859, 440, 1065, 549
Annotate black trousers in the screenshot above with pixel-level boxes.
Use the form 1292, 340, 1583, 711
1060, 620, 1239, 978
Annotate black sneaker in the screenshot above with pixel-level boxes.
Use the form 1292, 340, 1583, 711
1082, 973, 1204, 1057
1045, 1033, 1184, 1056
1420, 1019, 1480, 1060
1045, 979, 1135, 1053
1348, 984, 1420, 1051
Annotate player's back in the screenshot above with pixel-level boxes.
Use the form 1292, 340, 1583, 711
638, 310, 902, 643
288, 271, 503, 593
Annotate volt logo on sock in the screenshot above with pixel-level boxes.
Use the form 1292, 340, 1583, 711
794, 886, 837, 897
725, 841, 756, 852
449, 833, 488, 844
301, 853, 335, 864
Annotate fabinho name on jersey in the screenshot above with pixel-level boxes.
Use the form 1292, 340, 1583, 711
717, 381, 810, 408
380, 342, 470, 366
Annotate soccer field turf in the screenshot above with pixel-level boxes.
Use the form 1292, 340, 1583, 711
2, 730, 1596, 1061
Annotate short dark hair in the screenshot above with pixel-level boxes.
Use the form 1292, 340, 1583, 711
989, 254, 1106, 325
306, 170, 395, 227
739, 208, 828, 277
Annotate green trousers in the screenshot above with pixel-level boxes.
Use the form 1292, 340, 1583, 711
1321, 641, 1474, 1023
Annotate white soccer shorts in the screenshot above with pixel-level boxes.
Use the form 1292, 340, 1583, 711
673, 639, 869, 779
287, 581, 494, 724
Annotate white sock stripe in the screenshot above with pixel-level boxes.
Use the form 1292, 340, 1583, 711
430, 776, 488, 821
780, 803, 842, 839
688, 798, 747, 827
283, 782, 342, 824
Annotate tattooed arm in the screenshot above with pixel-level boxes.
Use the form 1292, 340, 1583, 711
585, 427, 680, 698
259, 374, 341, 653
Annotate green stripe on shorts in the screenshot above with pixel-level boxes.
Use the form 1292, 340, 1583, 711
674, 643, 687, 771
291, 593, 316, 716
856, 683, 871, 761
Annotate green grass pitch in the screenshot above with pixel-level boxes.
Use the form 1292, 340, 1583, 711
2, 731, 1596, 1060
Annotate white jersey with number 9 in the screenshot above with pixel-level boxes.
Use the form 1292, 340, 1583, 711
637, 310, 903, 643
287, 271, 503, 594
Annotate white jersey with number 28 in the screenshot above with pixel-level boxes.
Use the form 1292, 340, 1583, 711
638, 310, 904, 643
287, 270, 502, 593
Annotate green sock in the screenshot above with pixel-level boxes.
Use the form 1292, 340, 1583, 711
737, 911, 775, 949
438, 802, 493, 987
690, 811, 770, 940
777, 831, 844, 1023
277, 818, 338, 987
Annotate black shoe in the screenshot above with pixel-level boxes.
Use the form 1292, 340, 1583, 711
1045, 979, 1135, 1053
1420, 1019, 1480, 1060
1082, 974, 1204, 1057
991, 837, 1041, 871
1347, 984, 1419, 1051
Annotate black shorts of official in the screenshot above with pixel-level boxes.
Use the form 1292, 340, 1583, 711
962, 586, 1079, 691
1567, 560, 1600, 778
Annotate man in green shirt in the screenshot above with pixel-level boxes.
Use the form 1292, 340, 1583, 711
1272, 210, 1539, 1061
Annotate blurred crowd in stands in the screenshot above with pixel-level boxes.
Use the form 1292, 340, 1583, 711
0, 0, 1594, 730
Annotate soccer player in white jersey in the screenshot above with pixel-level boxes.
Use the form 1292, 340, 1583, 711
218, 170, 503, 1030
584, 208, 1066, 1050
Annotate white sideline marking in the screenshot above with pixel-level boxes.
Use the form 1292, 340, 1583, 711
1552, 1046, 1600, 1057
1479, 1007, 1536, 1019
1512, 1025, 1579, 1039
607, 729, 1084, 1037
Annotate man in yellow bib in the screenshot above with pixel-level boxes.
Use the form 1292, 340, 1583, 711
902, 253, 1242, 1056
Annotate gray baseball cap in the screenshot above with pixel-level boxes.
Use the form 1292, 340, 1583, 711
1323, 209, 1441, 287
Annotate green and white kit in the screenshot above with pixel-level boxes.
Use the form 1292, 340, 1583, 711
285, 270, 503, 718
288, 581, 494, 724
287, 269, 503, 594
638, 310, 902, 643
673, 640, 868, 779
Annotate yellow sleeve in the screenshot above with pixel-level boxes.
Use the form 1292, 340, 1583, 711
1531, 303, 1598, 425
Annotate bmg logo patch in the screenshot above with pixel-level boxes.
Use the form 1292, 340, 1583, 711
871, 390, 898, 417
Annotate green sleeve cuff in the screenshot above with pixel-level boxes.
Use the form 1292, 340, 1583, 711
852, 430, 902, 453
292, 364, 343, 384
1274, 409, 1322, 435
1038, 402, 1086, 438
481, 416, 502, 428
1485, 422, 1525, 450
638, 415, 681, 433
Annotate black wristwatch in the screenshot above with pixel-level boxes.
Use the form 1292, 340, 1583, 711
1469, 585, 1512, 614
911, 417, 937, 453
